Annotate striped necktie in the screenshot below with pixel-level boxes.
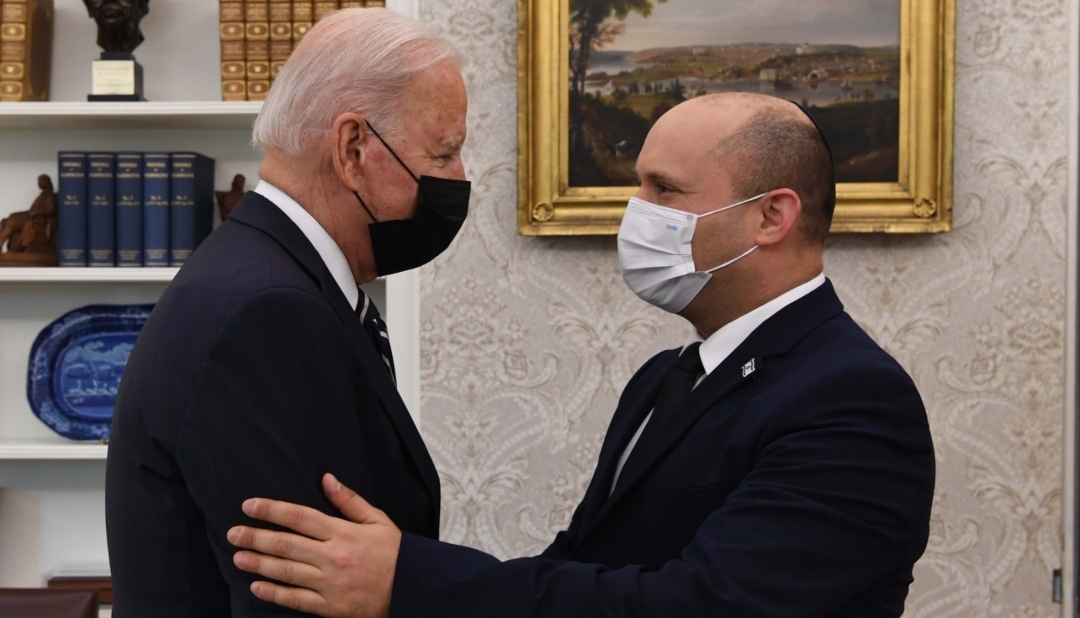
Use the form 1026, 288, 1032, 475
356, 289, 396, 384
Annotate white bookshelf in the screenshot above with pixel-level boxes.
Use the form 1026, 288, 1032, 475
0, 102, 262, 130
0, 438, 108, 461
0, 0, 420, 591
0, 267, 179, 282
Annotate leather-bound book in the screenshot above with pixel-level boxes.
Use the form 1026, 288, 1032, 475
313, 1, 337, 22
86, 152, 117, 267
363, 0, 385, 6
0, 0, 53, 102
291, 0, 312, 45
57, 152, 88, 267
269, 1, 291, 81
142, 152, 170, 267
115, 152, 144, 267
168, 153, 216, 267
244, 0, 270, 100
219, 0, 246, 101
339, 1, 363, 7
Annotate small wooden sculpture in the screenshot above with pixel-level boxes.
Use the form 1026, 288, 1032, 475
215, 174, 246, 221
0, 174, 59, 266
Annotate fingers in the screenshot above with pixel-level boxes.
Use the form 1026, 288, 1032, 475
241, 497, 336, 541
233, 550, 323, 589
322, 473, 389, 525
227, 525, 324, 565
249, 580, 329, 616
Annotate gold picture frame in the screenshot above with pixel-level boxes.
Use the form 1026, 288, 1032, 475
517, 0, 955, 236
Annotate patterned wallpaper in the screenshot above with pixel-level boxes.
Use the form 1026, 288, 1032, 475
415, 0, 1070, 614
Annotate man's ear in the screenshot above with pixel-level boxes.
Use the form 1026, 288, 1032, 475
331, 113, 370, 192
755, 189, 802, 247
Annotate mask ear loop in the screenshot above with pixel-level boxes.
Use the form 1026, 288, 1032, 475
355, 120, 418, 222
703, 245, 758, 273
364, 120, 420, 183
697, 192, 769, 219
355, 192, 377, 223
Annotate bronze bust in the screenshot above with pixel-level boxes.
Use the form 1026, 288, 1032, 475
82, 0, 151, 53
0, 174, 59, 266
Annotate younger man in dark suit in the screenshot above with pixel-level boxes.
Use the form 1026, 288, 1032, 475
226, 93, 936, 618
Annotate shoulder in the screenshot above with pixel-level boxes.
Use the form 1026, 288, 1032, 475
158, 221, 324, 323
139, 223, 343, 376
761, 311, 928, 435
814, 312, 916, 385
614, 347, 681, 409
627, 347, 681, 386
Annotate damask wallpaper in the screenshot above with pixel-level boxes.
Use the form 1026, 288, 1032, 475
415, 0, 1070, 614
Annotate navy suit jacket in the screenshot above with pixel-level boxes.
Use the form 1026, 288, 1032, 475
106, 193, 440, 617
390, 281, 935, 617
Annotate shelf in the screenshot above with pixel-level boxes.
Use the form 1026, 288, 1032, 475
0, 102, 263, 130
0, 438, 108, 460
0, 268, 178, 282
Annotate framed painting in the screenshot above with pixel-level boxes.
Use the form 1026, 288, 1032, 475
517, 0, 955, 235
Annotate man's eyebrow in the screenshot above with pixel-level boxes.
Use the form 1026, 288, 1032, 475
641, 170, 684, 187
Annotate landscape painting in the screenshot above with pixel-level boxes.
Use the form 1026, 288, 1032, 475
568, 0, 902, 187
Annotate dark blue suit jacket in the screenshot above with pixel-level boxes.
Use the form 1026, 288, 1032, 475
390, 281, 935, 617
106, 193, 440, 617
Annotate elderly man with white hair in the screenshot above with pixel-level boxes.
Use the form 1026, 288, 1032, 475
105, 8, 470, 617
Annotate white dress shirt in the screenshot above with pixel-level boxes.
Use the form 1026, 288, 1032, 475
609, 273, 827, 494
254, 181, 359, 311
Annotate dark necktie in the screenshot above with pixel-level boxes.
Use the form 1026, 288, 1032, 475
651, 341, 705, 420
356, 289, 396, 385
612, 341, 704, 491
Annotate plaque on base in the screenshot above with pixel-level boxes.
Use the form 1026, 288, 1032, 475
88, 51, 144, 102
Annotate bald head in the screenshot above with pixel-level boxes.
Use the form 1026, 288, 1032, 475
659, 93, 836, 244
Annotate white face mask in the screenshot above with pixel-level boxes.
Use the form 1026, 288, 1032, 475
617, 193, 767, 314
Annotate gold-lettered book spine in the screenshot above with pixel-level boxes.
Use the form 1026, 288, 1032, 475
312, 1, 337, 22
269, 0, 291, 82
0, 0, 52, 102
363, 1, 385, 6
244, 0, 270, 101
339, 1, 363, 7
291, 0, 312, 47
219, 0, 246, 101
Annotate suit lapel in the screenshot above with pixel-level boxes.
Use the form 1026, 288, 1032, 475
580, 281, 846, 541
576, 351, 675, 535
582, 357, 758, 541
227, 193, 441, 516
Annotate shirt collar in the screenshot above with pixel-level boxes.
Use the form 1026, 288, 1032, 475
685, 273, 826, 375
254, 180, 360, 310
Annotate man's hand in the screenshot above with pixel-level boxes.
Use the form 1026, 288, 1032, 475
227, 473, 402, 618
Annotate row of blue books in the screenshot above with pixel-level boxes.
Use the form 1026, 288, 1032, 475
58, 152, 216, 267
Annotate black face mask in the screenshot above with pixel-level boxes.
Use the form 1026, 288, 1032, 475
355, 121, 472, 277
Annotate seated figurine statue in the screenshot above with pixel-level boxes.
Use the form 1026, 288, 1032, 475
0, 174, 59, 265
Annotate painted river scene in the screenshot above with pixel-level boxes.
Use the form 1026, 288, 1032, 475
569, 0, 902, 186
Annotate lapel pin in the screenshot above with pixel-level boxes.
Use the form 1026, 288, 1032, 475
741, 358, 756, 378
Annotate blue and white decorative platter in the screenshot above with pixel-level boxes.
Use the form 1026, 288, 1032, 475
27, 305, 153, 441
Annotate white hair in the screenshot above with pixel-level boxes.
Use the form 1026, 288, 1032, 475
252, 8, 462, 154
